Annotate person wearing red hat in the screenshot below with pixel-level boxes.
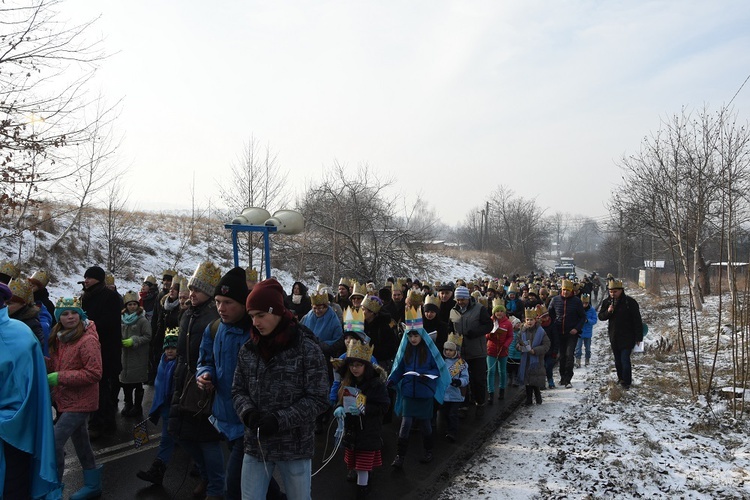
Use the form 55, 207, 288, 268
233, 279, 329, 500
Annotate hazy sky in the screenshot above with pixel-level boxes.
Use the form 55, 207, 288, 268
64, 0, 750, 226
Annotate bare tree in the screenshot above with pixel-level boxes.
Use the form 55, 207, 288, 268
219, 136, 287, 272
97, 179, 139, 272
1, 0, 105, 218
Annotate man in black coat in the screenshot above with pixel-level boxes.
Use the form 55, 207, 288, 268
598, 279, 643, 389
81, 265, 123, 438
548, 279, 586, 389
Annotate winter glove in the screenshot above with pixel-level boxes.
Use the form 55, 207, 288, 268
450, 379, 462, 387
333, 406, 346, 419
47, 372, 59, 387
122, 338, 134, 348
257, 413, 279, 436
347, 405, 360, 416
243, 410, 261, 429
334, 417, 345, 441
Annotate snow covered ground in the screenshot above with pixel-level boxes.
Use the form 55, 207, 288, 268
439, 286, 750, 500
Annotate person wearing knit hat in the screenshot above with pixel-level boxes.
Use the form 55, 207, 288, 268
486, 302, 513, 404
234, 278, 329, 499
450, 282, 493, 418
190, 266, 256, 499
0, 281, 60, 499
84, 265, 106, 285
136, 327, 180, 487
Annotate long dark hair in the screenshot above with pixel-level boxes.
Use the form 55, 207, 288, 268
337, 358, 376, 404
404, 332, 429, 365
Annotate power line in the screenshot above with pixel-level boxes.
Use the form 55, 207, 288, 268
728, 72, 750, 108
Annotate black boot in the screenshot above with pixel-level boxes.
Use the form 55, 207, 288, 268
498, 388, 505, 400
130, 386, 144, 419
391, 438, 408, 468
487, 392, 494, 405
525, 386, 533, 405
137, 459, 166, 485
121, 387, 134, 416
356, 484, 370, 499
534, 387, 542, 405
419, 434, 434, 464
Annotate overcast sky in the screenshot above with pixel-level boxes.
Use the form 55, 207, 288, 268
65, 0, 750, 226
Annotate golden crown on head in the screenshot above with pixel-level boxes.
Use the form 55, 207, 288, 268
492, 297, 504, 310
508, 283, 519, 294
162, 269, 178, 278
165, 326, 181, 337
9, 278, 33, 304
122, 291, 139, 304
395, 278, 407, 289
56, 296, 82, 309
404, 306, 423, 330
406, 289, 424, 306
424, 294, 440, 308
350, 282, 367, 298
0, 261, 20, 280
361, 295, 382, 313
561, 279, 574, 291
29, 270, 49, 288
535, 303, 548, 317
524, 307, 539, 320
245, 267, 259, 282
581, 293, 591, 303
447, 332, 463, 348
346, 339, 374, 362
608, 279, 624, 289
344, 306, 366, 332
311, 290, 329, 306
339, 277, 351, 288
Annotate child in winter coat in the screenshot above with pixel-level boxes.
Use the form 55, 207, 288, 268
333, 340, 390, 499
387, 307, 450, 468
506, 315, 523, 386
439, 333, 469, 442
119, 291, 152, 418
486, 302, 513, 403
517, 307, 551, 405
136, 330, 179, 486
575, 294, 598, 368
46, 297, 103, 499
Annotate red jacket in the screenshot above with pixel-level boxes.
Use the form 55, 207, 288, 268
46, 320, 102, 413
486, 316, 514, 358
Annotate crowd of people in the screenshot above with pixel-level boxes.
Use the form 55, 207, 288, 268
0, 260, 643, 500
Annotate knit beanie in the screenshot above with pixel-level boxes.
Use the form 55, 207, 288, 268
215, 267, 250, 305
454, 286, 470, 300
163, 329, 179, 349
245, 279, 286, 316
492, 304, 506, 314
0, 282, 11, 308
54, 297, 88, 322
84, 266, 106, 283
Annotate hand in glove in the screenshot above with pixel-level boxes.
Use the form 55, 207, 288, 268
450, 379, 462, 387
333, 406, 346, 419
334, 417, 345, 441
257, 413, 279, 436
347, 405, 361, 416
243, 410, 261, 429
122, 338, 134, 348
47, 372, 59, 387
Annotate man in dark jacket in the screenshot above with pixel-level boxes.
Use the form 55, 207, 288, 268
598, 279, 643, 389
362, 295, 399, 372
81, 265, 123, 438
548, 279, 586, 389
437, 282, 456, 329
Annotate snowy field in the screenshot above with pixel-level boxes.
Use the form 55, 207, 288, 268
439, 286, 750, 500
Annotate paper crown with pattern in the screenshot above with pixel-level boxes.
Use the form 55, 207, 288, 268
245, 267, 259, 282
404, 306, 423, 331
143, 275, 157, 286
581, 293, 591, 303
535, 303, 548, 317
447, 332, 463, 348
28, 270, 49, 288
346, 339, 374, 363
508, 283, 519, 294
188, 261, 222, 297
561, 279, 574, 291
350, 282, 367, 298
406, 289, 424, 306
338, 277, 351, 289
0, 261, 20, 282
54, 296, 87, 322
424, 294, 440, 309
8, 277, 33, 304
343, 306, 365, 334
310, 290, 330, 306
361, 295, 382, 313
608, 279, 624, 289
163, 328, 179, 349
123, 291, 139, 304
524, 307, 539, 320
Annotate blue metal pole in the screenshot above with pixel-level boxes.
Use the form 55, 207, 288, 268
224, 224, 278, 279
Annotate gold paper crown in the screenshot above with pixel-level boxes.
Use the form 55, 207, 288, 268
477, 295, 488, 308
311, 290, 330, 305
350, 282, 367, 298
343, 306, 366, 334
0, 261, 20, 281
178, 277, 189, 292
9, 277, 33, 304
105, 274, 115, 286
56, 296, 83, 310
487, 281, 498, 291
164, 326, 181, 337
366, 282, 377, 294
162, 269, 178, 279
29, 270, 49, 288
346, 339, 374, 362
339, 277, 351, 288
535, 303, 548, 317
144, 275, 157, 285
446, 332, 463, 347
561, 279, 574, 291
395, 278, 407, 289
170, 275, 182, 289
508, 283, 519, 294
189, 261, 222, 295
361, 295, 382, 313
316, 283, 330, 293
122, 291, 139, 304
524, 307, 539, 320
245, 267, 259, 282
492, 297, 504, 310
424, 294, 440, 308
406, 289, 424, 306
581, 293, 591, 303
608, 279, 624, 289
